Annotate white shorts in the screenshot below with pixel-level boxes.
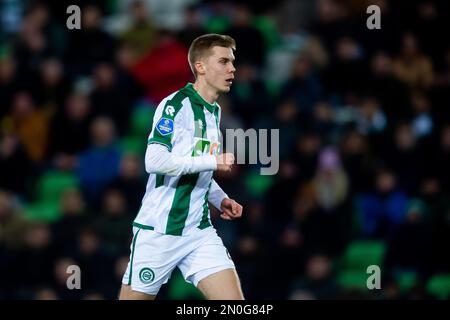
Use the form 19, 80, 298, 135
122, 225, 235, 296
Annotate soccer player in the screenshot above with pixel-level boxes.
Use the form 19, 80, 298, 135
119, 34, 244, 300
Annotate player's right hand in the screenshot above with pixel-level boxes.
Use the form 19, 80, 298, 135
215, 153, 235, 172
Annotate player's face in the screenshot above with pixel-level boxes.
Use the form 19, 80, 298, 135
203, 46, 236, 93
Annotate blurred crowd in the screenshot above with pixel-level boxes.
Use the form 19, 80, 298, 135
0, 0, 449, 300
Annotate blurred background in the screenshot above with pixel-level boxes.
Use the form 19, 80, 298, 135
0, 0, 450, 300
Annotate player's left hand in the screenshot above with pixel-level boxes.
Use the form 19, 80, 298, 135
220, 198, 243, 220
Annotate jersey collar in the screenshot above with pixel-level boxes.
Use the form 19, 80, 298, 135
183, 83, 217, 114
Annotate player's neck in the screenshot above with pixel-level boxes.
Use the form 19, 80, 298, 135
193, 80, 218, 105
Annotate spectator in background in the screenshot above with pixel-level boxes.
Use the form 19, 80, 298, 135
291, 131, 321, 183
177, 4, 207, 49
384, 122, 424, 193
384, 199, 431, 276
313, 147, 351, 254
76, 116, 122, 206
131, 30, 192, 103
21, 2, 66, 57
52, 257, 82, 300
392, 33, 433, 90
90, 62, 133, 135
357, 169, 408, 239
279, 53, 324, 125
366, 51, 410, 121
52, 188, 90, 256
7, 91, 49, 163
73, 226, 115, 298
324, 36, 367, 98
311, 101, 336, 142
289, 253, 338, 300
0, 55, 25, 119
13, 4, 53, 77
93, 187, 132, 256
339, 130, 373, 194
108, 153, 146, 215
48, 92, 92, 170
355, 96, 387, 136
313, 147, 349, 212
223, 4, 266, 68
0, 133, 35, 197
410, 90, 434, 139
65, 5, 116, 76
309, 0, 352, 55
9, 223, 56, 299
410, 1, 443, 67
120, 0, 158, 60
233, 201, 272, 299
34, 57, 71, 113
264, 100, 300, 159
228, 62, 270, 128
0, 190, 29, 250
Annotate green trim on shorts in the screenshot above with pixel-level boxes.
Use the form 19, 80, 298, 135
128, 228, 141, 285
132, 222, 155, 230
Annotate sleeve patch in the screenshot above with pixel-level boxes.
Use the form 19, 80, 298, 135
155, 117, 174, 136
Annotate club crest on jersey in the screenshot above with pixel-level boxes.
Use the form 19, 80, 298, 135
156, 117, 174, 136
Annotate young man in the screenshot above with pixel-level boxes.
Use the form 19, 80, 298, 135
119, 34, 244, 300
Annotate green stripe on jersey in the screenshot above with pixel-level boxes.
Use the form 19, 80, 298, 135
165, 173, 199, 235
165, 94, 208, 236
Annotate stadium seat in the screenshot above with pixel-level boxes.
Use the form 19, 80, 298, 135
36, 171, 79, 203
244, 170, 274, 199
340, 239, 386, 270
426, 274, 450, 300
336, 270, 369, 290
205, 16, 230, 33
24, 201, 60, 222
129, 105, 155, 138
252, 16, 282, 51
394, 270, 417, 292
119, 136, 146, 156
167, 268, 204, 300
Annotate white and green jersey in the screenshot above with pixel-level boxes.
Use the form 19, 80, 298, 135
133, 83, 225, 236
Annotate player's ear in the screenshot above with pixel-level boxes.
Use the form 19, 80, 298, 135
194, 60, 206, 76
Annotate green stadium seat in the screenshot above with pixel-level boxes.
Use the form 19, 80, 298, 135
336, 270, 369, 290
244, 170, 275, 199
426, 274, 450, 300
394, 270, 417, 292
252, 16, 282, 51
119, 136, 146, 156
205, 16, 230, 34
24, 201, 60, 223
129, 105, 155, 138
264, 80, 282, 98
37, 171, 79, 203
341, 239, 386, 270
167, 268, 204, 300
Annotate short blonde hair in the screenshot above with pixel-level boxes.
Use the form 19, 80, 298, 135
188, 34, 236, 78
